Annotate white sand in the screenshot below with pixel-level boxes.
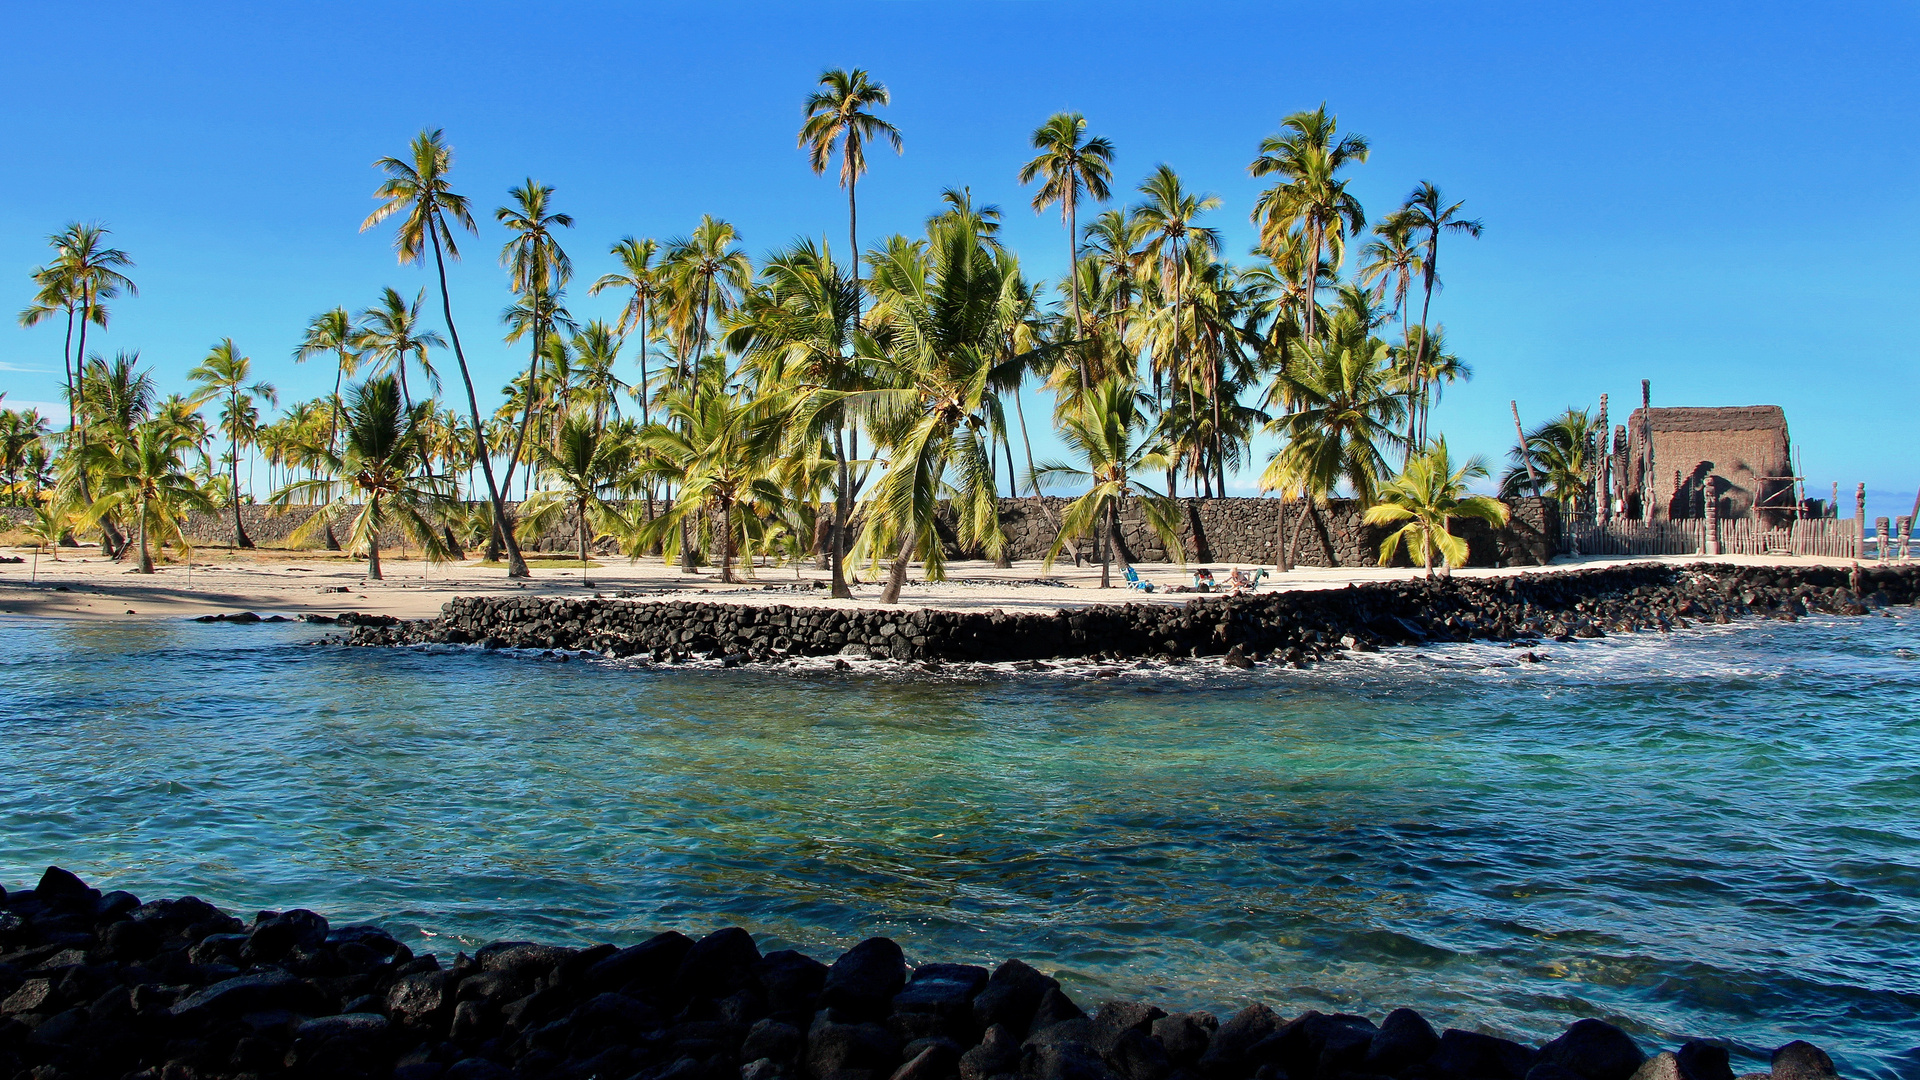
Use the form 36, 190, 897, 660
0, 544, 1876, 624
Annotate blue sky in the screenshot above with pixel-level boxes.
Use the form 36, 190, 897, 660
3, 2, 1915, 516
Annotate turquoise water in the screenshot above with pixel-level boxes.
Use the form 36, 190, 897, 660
2, 614, 1917, 1077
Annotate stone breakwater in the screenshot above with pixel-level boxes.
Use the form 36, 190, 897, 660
0, 868, 1850, 1080
335, 564, 1920, 667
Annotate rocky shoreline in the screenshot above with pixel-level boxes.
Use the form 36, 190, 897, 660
332, 563, 1920, 668
0, 868, 1848, 1080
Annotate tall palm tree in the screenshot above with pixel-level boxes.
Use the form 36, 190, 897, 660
1019, 112, 1114, 387
516, 411, 635, 575
1248, 104, 1369, 341
293, 307, 361, 446
591, 237, 664, 424
1357, 211, 1423, 458
1365, 439, 1509, 577
1035, 379, 1183, 587
187, 340, 277, 549
495, 179, 575, 504
798, 67, 902, 316
362, 129, 525, 576
76, 421, 212, 574
1261, 306, 1404, 569
570, 321, 628, 430
355, 288, 444, 410
276, 375, 454, 580
1401, 182, 1482, 443
1399, 324, 1469, 448
1133, 164, 1221, 473
19, 224, 137, 440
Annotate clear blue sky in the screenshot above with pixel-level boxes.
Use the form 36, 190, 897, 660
3, 1, 1915, 516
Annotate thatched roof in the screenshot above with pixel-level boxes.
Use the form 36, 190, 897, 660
1633, 405, 1787, 433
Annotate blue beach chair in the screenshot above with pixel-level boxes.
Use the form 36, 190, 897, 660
1123, 566, 1155, 592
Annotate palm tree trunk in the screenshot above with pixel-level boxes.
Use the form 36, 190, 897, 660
1275, 496, 1292, 572
578, 499, 589, 579
136, 492, 152, 574
428, 219, 524, 578
718, 495, 735, 584
880, 525, 915, 605
830, 425, 852, 597
1067, 189, 1086, 389
1099, 498, 1113, 588
228, 409, 253, 549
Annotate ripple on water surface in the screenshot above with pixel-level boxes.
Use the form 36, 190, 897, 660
1, 613, 1918, 1077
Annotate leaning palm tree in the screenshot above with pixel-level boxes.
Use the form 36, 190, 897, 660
187, 339, 277, 549
798, 67, 902, 315
362, 129, 525, 577
1019, 112, 1114, 387
275, 375, 453, 580
75, 420, 212, 574
515, 411, 634, 576
852, 223, 1018, 604
1365, 438, 1510, 577
1035, 379, 1183, 587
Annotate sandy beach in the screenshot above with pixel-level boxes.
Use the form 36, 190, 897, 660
0, 544, 1870, 623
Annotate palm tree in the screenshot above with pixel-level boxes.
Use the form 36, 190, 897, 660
1133, 164, 1221, 468
1249, 104, 1369, 341
1365, 438, 1509, 577
570, 322, 628, 430
853, 222, 1017, 604
1400, 182, 1482, 442
632, 370, 785, 585
19, 224, 137, 440
1399, 324, 1469, 448
1357, 211, 1424, 457
294, 307, 362, 445
187, 340, 277, 549
515, 411, 634, 575
355, 288, 445, 410
1019, 113, 1114, 387
1261, 305, 1405, 569
1501, 407, 1596, 514
662, 216, 751, 371
75, 421, 212, 574
591, 237, 664, 424
798, 67, 902, 316
275, 375, 453, 580
726, 238, 866, 597
362, 129, 525, 576
1035, 379, 1183, 587
495, 179, 575, 505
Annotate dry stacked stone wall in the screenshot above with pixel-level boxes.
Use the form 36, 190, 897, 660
340, 563, 1920, 668
0, 865, 1858, 1080
1, 497, 1559, 569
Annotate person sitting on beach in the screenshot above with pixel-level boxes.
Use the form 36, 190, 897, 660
1190, 568, 1216, 592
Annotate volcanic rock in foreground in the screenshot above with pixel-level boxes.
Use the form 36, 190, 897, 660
335, 563, 1920, 667
0, 869, 1847, 1080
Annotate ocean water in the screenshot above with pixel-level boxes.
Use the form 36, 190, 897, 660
1, 613, 1917, 1077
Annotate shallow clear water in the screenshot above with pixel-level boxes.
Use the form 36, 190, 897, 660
2, 613, 1917, 1077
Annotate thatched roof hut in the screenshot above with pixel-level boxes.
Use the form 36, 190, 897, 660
1618, 405, 1792, 522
